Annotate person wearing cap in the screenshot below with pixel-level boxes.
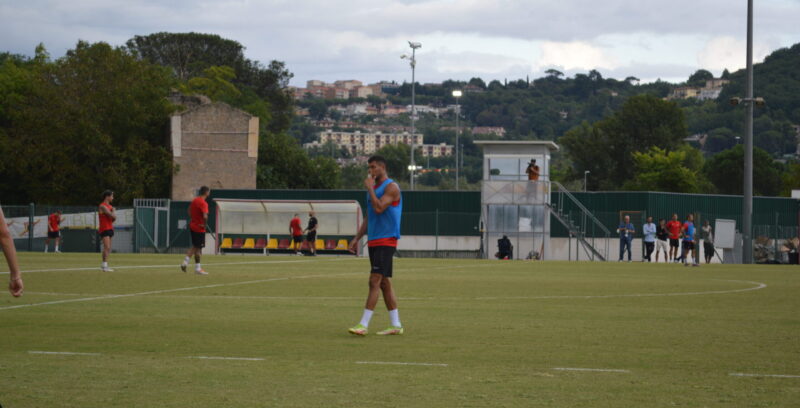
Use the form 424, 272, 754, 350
525, 159, 540, 181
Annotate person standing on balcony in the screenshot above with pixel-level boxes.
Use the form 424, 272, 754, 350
525, 159, 540, 181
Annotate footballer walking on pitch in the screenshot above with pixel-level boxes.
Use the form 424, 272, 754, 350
98, 190, 116, 272
348, 155, 403, 336
45, 210, 63, 253
181, 186, 210, 275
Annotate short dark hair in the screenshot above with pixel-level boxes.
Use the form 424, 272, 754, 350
198, 186, 210, 196
368, 155, 387, 166
102, 190, 114, 199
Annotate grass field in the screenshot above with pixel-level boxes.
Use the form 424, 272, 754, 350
1, 252, 799, 407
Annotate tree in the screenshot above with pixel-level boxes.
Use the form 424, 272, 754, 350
560, 95, 688, 189
623, 147, 702, 193
0, 41, 176, 205
782, 162, 800, 196
374, 143, 411, 182
703, 145, 784, 196
257, 131, 340, 189
688, 69, 714, 86
180, 65, 240, 102
545, 69, 564, 79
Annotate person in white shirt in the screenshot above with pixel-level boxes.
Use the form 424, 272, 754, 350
642, 216, 657, 262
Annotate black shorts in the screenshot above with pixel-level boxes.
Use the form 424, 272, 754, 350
368, 246, 395, 278
191, 231, 205, 248
99, 229, 114, 238
683, 241, 695, 251
703, 242, 715, 253
48, 231, 60, 239
306, 231, 317, 242
669, 238, 680, 248
292, 235, 303, 244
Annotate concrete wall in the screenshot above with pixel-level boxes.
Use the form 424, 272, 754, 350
171, 103, 259, 201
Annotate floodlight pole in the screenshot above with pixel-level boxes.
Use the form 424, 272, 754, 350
743, 0, 754, 264
408, 42, 420, 190
453, 90, 462, 190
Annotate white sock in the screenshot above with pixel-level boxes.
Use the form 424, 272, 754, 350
55, 245, 59, 252
359, 309, 374, 327
389, 309, 401, 327
102, 262, 108, 268
183, 256, 190, 265
44, 245, 48, 253
195, 263, 202, 271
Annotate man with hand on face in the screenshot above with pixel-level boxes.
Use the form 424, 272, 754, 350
348, 155, 404, 336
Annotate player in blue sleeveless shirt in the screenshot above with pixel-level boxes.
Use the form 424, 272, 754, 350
681, 213, 700, 267
348, 155, 404, 336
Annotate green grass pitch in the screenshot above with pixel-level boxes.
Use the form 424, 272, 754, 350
1, 252, 799, 407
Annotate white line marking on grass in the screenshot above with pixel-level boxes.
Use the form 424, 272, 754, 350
730, 373, 800, 379
356, 361, 448, 367
28, 351, 101, 356
476, 280, 767, 300
188, 356, 264, 361
0, 272, 362, 311
553, 367, 630, 373
2, 257, 360, 275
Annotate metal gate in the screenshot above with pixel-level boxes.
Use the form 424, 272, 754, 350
134, 198, 170, 253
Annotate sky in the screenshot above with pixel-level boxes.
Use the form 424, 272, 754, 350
1, 0, 798, 87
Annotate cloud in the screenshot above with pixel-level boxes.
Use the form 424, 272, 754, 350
697, 36, 776, 73
536, 41, 619, 72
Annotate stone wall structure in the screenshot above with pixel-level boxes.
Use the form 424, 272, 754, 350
170, 102, 259, 200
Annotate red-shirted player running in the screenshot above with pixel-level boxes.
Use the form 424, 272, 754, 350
45, 210, 63, 253
181, 186, 210, 275
98, 190, 116, 272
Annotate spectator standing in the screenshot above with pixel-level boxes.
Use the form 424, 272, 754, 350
642, 216, 656, 262
525, 159, 540, 181
617, 215, 635, 262
666, 214, 682, 263
304, 211, 319, 256
289, 214, 303, 255
655, 219, 669, 262
45, 210, 63, 253
701, 220, 715, 264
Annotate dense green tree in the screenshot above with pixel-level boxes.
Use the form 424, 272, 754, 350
782, 162, 800, 196
687, 69, 714, 86
703, 145, 784, 196
0, 41, 176, 205
560, 95, 687, 190
623, 147, 702, 193
179, 65, 240, 101
374, 143, 411, 182
257, 132, 340, 189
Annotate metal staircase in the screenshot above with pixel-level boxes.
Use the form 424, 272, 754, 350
548, 182, 609, 261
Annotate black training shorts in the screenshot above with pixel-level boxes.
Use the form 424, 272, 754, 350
683, 241, 695, 251
292, 235, 303, 244
48, 231, 60, 239
306, 231, 317, 242
368, 246, 395, 278
669, 238, 679, 248
191, 231, 205, 248
99, 229, 114, 238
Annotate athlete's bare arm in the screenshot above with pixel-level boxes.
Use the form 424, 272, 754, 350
0, 207, 23, 297
349, 215, 368, 253
366, 181, 400, 215
100, 205, 116, 221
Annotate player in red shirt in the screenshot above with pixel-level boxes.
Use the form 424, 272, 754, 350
98, 190, 116, 272
665, 213, 683, 263
45, 210, 63, 253
289, 213, 303, 255
181, 186, 210, 275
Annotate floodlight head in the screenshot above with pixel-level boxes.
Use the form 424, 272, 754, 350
452, 90, 463, 97
408, 41, 422, 49
730, 97, 742, 106
754, 97, 766, 107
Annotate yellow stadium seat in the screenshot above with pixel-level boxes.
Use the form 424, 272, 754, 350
266, 238, 278, 249
220, 238, 233, 249
315, 239, 325, 250
336, 239, 349, 250
242, 238, 255, 249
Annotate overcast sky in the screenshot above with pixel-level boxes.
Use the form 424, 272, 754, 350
1, 0, 798, 87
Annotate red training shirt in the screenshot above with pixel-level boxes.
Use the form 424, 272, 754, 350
48, 213, 60, 232
666, 220, 682, 240
189, 197, 209, 233
290, 217, 302, 237
98, 202, 114, 232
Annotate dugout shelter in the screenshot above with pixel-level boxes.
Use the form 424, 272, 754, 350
213, 199, 362, 255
